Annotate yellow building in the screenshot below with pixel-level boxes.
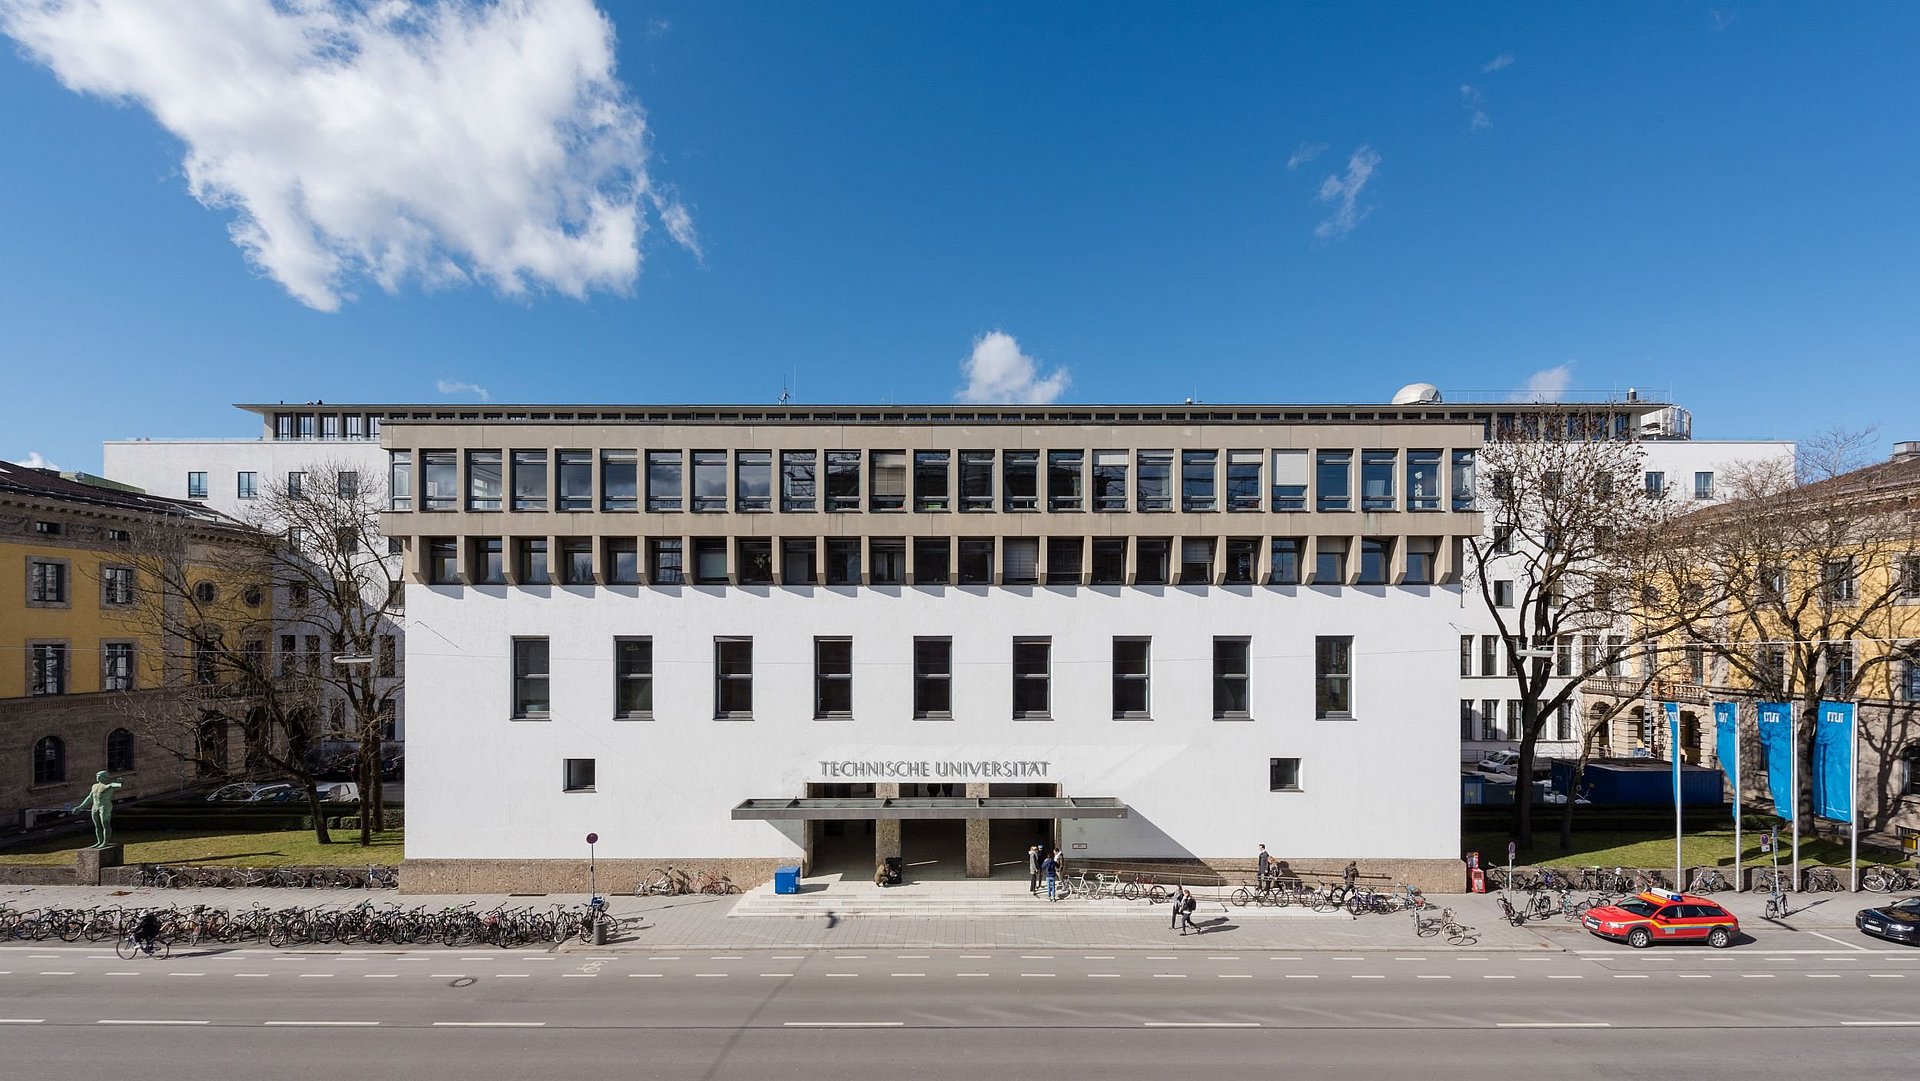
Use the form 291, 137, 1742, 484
0, 462, 259, 828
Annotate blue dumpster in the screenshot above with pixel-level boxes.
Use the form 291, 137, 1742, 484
773, 866, 801, 895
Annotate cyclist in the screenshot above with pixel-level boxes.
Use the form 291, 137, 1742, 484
131, 909, 161, 955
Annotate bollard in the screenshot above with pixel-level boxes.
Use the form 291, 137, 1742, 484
591, 915, 610, 946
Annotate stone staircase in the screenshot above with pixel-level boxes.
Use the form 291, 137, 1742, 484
727, 874, 1338, 920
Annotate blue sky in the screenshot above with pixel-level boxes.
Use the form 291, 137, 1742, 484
2, 2, 1916, 474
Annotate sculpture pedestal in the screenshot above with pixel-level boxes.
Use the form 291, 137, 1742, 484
76, 844, 123, 886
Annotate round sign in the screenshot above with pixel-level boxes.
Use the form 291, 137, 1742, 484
1507, 841, 1517, 860
586, 832, 599, 845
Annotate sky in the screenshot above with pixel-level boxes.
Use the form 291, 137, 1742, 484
2, 2, 1916, 475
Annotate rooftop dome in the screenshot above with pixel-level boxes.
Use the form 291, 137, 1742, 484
1391, 382, 1442, 405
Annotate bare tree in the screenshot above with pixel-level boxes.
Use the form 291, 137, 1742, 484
1465, 420, 1719, 848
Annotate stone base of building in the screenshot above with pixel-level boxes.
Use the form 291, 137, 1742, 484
1194, 857, 1468, 895
399, 858, 794, 895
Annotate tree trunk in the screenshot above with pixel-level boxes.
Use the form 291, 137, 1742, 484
1558, 759, 1583, 852
304, 781, 332, 846
1509, 736, 1537, 851
358, 741, 374, 847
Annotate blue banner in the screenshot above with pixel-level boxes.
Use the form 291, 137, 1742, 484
1713, 702, 1739, 803
1812, 700, 1854, 823
1756, 702, 1794, 822
1663, 702, 1682, 803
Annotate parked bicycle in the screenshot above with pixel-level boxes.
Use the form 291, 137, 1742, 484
1801, 867, 1845, 892
1861, 866, 1919, 893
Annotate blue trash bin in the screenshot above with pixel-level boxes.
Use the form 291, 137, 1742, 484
773, 866, 800, 895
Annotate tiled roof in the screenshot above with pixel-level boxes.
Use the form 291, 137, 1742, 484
0, 462, 236, 523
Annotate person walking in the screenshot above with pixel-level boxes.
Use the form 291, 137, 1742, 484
1342, 860, 1359, 902
1042, 852, 1059, 902
1028, 844, 1041, 893
1170, 885, 1184, 931
1178, 888, 1199, 935
1257, 844, 1272, 890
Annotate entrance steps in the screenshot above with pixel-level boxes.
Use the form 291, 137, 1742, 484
727, 876, 1337, 920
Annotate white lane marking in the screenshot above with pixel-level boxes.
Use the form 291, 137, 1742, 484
693, 974, 728, 978
1868, 974, 1907, 978
647, 956, 681, 961
0, 1019, 46, 1024
1612, 975, 1648, 980
98, 1020, 209, 1026
895, 954, 929, 959
1741, 974, 1775, 979
1144, 1022, 1260, 1028
39, 972, 75, 976
1351, 975, 1385, 980
834, 955, 868, 960
956, 973, 990, 978
629, 974, 663, 979
1268, 956, 1302, 961
1806, 974, 1841, 979
783, 1022, 903, 1028
770, 955, 804, 960
1150, 974, 1185, 979
1498, 1022, 1611, 1029
363, 974, 399, 979
1218, 974, 1253, 979
760, 973, 793, 978
235, 973, 270, 978
168, 973, 204, 978
959, 955, 991, 960
710, 956, 742, 960
1332, 957, 1364, 962
1087, 974, 1120, 979
1022, 973, 1057, 978
103, 972, 140, 977
1482, 975, 1516, 980
1416, 975, 1452, 980
823, 973, 858, 978
1808, 931, 1869, 952
1677, 974, 1713, 979
1020, 955, 1054, 959
1841, 1020, 1920, 1026
1546, 975, 1583, 980
560, 974, 596, 979
429, 975, 466, 979
1393, 957, 1426, 962
495, 974, 529, 979
1144, 956, 1175, 961
1284, 974, 1318, 979
1208, 956, 1239, 961
26, 956, 58, 960
432, 1022, 545, 1028
889, 973, 924, 978
263, 1021, 379, 1027
1084, 955, 1114, 960
297, 973, 335, 979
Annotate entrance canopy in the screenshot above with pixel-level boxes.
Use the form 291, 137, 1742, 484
731, 796, 1127, 821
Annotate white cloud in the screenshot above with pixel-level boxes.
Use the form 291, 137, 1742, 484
1313, 146, 1381, 240
12, 452, 56, 469
1285, 141, 1327, 171
1481, 53, 1514, 73
955, 331, 1069, 405
1516, 362, 1576, 402
435, 379, 491, 402
1709, 8, 1738, 32
1460, 84, 1491, 131
0, 0, 695, 312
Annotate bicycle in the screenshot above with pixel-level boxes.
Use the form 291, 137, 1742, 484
115, 929, 171, 960
1861, 866, 1918, 893
1689, 868, 1732, 894
1750, 868, 1793, 895
1802, 867, 1845, 893
1764, 888, 1791, 920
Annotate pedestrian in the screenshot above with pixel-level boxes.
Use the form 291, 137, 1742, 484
1042, 853, 1059, 902
1028, 844, 1041, 893
1257, 844, 1272, 890
1053, 847, 1065, 880
1342, 860, 1359, 901
1169, 885, 1183, 931
1179, 888, 1199, 935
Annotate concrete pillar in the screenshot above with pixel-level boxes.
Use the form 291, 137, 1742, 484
964, 783, 991, 879
874, 782, 901, 870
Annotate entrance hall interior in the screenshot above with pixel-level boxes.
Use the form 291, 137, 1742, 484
803, 782, 1058, 881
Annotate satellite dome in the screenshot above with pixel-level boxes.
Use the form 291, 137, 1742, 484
1391, 382, 1443, 405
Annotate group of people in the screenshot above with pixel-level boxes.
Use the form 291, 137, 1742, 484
1028, 843, 1068, 900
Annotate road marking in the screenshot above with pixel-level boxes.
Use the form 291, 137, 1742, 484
1677, 974, 1713, 979
432, 1022, 545, 1028
1020, 955, 1054, 959
760, 973, 794, 978
1208, 956, 1239, 961
770, 955, 804, 960
889, 973, 924, 978
1482, 975, 1515, 980
629, 974, 662, 979
1022, 973, 1057, 978
1498, 1022, 1611, 1029
1284, 974, 1318, 979
235, 973, 270, 978
1393, 957, 1426, 962
1416, 974, 1452, 979
297, 973, 335, 979
959, 955, 991, 960
1144, 955, 1176, 961
1808, 932, 1868, 952
98, 1020, 209, 1026
0, 1019, 46, 1024
1868, 974, 1906, 978
957, 973, 990, 978
1332, 957, 1364, 962
823, 973, 858, 978
1742, 974, 1775, 978
364, 974, 399, 979
1144, 1022, 1260, 1028
694, 974, 728, 978
895, 954, 929, 959
264, 1021, 379, 1027
168, 973, 204, 978
1218, 974, 1253, 979
1268, 956, 1302, 961
1612, 975, 1648, 979
835, 955, 868, 959
1807, 974, 1841, 979
1084, 955, 1114, 960
710, 955, 743, 960
1351, 975, 1385, 980
429, 975, 466, 979
1841, 1020, 1920, 1026
1150, 974, 1185, 979
561, 974, 597, 979
1546, 975, 1583, 980
783, 1021, 904, 1028
103, 972, 140, 977
495, 974, 529, 979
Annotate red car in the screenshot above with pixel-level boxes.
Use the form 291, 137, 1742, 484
1582, 890, 1740, 949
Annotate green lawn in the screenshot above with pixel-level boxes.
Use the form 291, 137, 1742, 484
0, 829, 402, 868
1465, 827, 1909, 870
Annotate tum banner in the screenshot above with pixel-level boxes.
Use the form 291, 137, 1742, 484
1756, 702, 1794, 822
1713, 702, 1739, 806
1812, 701, 1855, 823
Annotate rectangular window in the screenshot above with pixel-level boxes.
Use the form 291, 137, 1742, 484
427, 539, 458, 584
28, 643, 65, 695
1555, 635, 1574, 677
913, 538, 950, 584
1507, 700, 1525, 740
735, 451, 772, 512
781, 538, 817, 585
421, 451, 457, 511
649, 539, 683, 584
615, 638, 653, 718
1555, 701, 1573, 742
603, 450, 641, 512
1180, 538, 1215, 584
825, 450, 862, 511
337, 471, 359, 500
1822, 559, 1856, 605
1092, 450, 1128, 511
1481, 635, 1500, 676
1002, 451, 1038, 511
27, 559, 67, 604
187, 471, 208, 499
514, 539, 548, 584
870, 538, 905, 584
606, 539, 640, 584
101, 565, 134, 606
377, 634, 397, 678
560, 539, 594, 585
512, 451, 548, 512
780, 451, 817, 512
1002, 537, 1039, 585
1492, 523, 1514, 554
466, 451, 502, 511
1361, 450, 1396, 512
276, 414, 294, 439
1460, 635, 1474, 677
102, 642, 135, 692
563, 758, 595, 793
1269, 758, 1301, 791
289, 469, 307, 502
1315, 451, 1352, 512
693, 538, 729, 584
1481, 698, 1503, 740
825, 539, 861, 585
814, 637, 853, 717
1405, 537, 1437, 584
1137, 451, 1173, 511
512, 638, 550, 718
1461, 700, 1477, 740
1221, 450, 1261, 511
1900, 556, 1920, 599
1045, 537, 1082, 584
1451, 450, 1476, 511
869, 450, 907, 511
1012, 637, 1051, 718
557, 451, 592, 512
715, 637, 753, 718
320, 415, 339, 440
1213, 637, 1250, 719
691, 451, 728, 512
1406, 450, 1441, 511
644, 451, 682, 512
738, 538, 773, 584
1692, 471, 1714, 500
914, 451, 950, 511
1315, 636, 1353, 718
1112, 637, 1151, 718
1313, 538, 1346, 584
1090, 538, 1126, 584
1136, 538, 1171, 584
1493, 579, 1514, 607
1823, 644, 1854, 697
1047, 451, 1084, 511
1644, 471, 1666, 497
1224, 538, 1258, 584
957, 538, 994, 584
1269, 449, 1308, 511
1606, 634, 1625, 677
297, 414, 314, 439
237, 471, 258, 500
346, 414, 365, 440
1270, 538, 1303, 585
1181, 450, 1217, 511
913, 638, 952, 718
958, 451, 995, 511
1358, 538, 1391, 585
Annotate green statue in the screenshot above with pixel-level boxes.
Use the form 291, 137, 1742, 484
73, 771, 124, 849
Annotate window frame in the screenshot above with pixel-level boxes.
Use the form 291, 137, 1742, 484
814, 637, 853, 718
602, 449, 640, 512
26, 557, 69, 607
563, 758, 596, 793
1212, 636, 1251, 720
1011, 637, 1051, 719
510, 637, 550, 720
1112, 637, 1151, 719
913, 637, 953, 719
714, 637, 754, 719
614, 636, 653, 719
1314, 635, 1354, 719
1269, 757, 1301, 792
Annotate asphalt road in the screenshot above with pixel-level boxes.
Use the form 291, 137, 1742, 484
6, 942, 1918, 1079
